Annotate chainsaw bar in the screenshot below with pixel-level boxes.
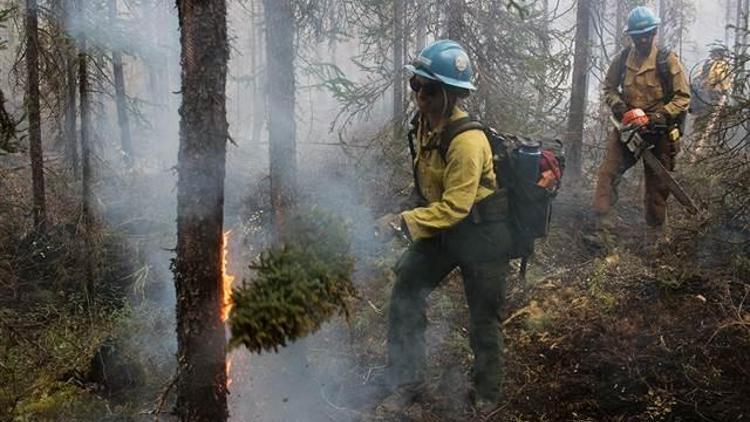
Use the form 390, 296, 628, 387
609, 116, 700, 215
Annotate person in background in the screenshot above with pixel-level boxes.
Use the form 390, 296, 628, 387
587, 6, 690, 250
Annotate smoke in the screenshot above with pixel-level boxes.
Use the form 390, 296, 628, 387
11, 0, 738, 419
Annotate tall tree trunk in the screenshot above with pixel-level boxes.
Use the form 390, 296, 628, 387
64, 0, 79, 179
734, 0, 744, 54
78, 1, 95, 298
108, 0, 133, 166
615, 0, 625, 50
744, 0, 750, 52
445, 0, 464, 42
658, 0, 666, 47
726, 0, 732, 45
393, 0, 404, 138
415, 0, 426, 50
25, 0, 47, 232
263, 0, 296, 237
566, 0, 592, 182
536, 0, 551, 115
173, 1, 229, 421
250, 0, 265, 144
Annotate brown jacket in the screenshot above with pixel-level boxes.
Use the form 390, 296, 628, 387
603, 45, 690, 120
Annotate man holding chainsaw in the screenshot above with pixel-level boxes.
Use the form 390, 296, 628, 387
589, 6, 690, 248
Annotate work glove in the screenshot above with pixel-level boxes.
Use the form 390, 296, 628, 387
646, 111, 668, 127
612, 103, 628, 120
375, 213, 410, 241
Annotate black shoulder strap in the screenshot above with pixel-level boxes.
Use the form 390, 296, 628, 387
617, 46, 632, 89
407, 112, 420, 162
406, 111, 428, 202
437, 117, 485, 162
656, 47, 673, 102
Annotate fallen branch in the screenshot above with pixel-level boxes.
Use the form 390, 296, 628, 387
153, 369, 179, 422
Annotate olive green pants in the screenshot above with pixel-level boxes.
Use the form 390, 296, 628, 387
386, 219, 511, 401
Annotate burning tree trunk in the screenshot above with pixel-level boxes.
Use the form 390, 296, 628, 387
173, 1, 229, 420
263, 0, 296, 237
565, 0, 592, 182
108, 0, 133, 166
393, 0, 405, 139
25, 0, 47, 232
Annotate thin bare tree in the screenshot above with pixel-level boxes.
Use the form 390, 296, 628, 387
78, 0, 95, 297
25, 0, 47, 232
108, 0, 134, 166
264, 0, 296, 237
566, 0, 593, 182
63, 0, 79, 178
393, 0, 405, 138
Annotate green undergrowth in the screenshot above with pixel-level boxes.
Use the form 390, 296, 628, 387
0, 221, 174, 421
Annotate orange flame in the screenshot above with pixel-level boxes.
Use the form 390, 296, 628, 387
221, 231, 236, 389
221, 231, 235, 322
225, 359, 233, 388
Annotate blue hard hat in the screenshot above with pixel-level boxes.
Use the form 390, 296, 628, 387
405, 40, 477, 91
626, 6, 661, 35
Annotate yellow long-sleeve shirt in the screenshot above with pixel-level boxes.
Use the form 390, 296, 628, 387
401, 107, 496, 240
603, 45, 690, 120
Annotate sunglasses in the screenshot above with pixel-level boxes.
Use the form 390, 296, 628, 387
409, 77, 442, 95
630, 32, 655, 41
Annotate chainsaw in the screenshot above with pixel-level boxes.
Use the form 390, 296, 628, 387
609, 110, 700, 215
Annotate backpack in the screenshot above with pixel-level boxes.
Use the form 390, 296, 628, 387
616, 46, 687, 132
407, 114, 565, 277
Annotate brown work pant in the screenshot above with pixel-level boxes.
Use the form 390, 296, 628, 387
592, 128, 674, 227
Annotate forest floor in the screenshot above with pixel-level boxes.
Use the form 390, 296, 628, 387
2, 150, 749, 422
228, 182, 750, 421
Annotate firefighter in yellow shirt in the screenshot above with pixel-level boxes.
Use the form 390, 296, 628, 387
705, 47, 732, 94
693, 47, 731, 113
376, 40, 512, 413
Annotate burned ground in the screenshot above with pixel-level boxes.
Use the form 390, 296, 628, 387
224, 182, 749, 422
